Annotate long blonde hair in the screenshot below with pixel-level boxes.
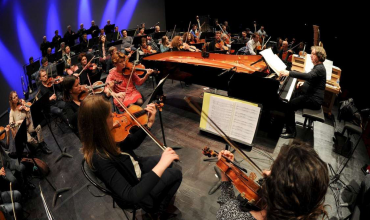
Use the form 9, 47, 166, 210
79, 95, 120, 169
9, 91, 18, 111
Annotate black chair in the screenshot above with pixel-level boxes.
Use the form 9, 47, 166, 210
300, 107, 325, 129
81, 159, 139, 220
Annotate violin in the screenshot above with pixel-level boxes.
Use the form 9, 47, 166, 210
111, 105, 149, 142
123, 62, 159, 76
203, 147, 263, 209
215, 40, 228, 51
17, 100, 32, 112
78, 80, 122, 101
0, 123, 16, 140
45, 76, 63, 87
141, 45, 156, 54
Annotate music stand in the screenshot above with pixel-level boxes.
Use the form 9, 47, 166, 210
14, 120, 71, 208
55, 51, 63, 61
126, 29, 136, 37
143, 74, 170, 147
133, 36, 146, 47
153, 32, 166, 41
31, 93, 73, 163
145, 29, 155, 35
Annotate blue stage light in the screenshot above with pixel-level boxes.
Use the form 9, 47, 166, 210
116, 0, 139, 29
46, 0, 62, 48
100, 0, 118, 28
0, 39, 25, 98
78, 0, 92, 30
14, 3, 40, 63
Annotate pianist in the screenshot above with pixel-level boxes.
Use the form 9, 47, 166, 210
279, 46, 327, 138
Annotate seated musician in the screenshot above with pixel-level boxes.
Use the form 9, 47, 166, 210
74, 52, 101, 85
77, 23, 86, 43
208, 31, 228, 52
217, 141, 329, 220
33, 57, 54, 86
58, 42, 66, 56
237, 31, 249, 44
38, 69, 68, 125
272, 37, 283, 54
79, 95, 182, 218
120, 29, 136, 55
99, 29, 105, 39
99, 35, 109, 72
190, 24, 198, 40
236, 33, 260, 55
160, 36, 171, 53
63, 46, 76, 71
182, 32, 195, 44
137, 28, 146, 36
45, 47, 53, 61
295, 42, 305, 54
8, 91, 51, 154
105, 52, 154, 110
150, 25, 161, 44
113, 26, 121, 41
278, 41, 294, 69
170, 36, 184, 51
278, 46, 327, 138
147, 35, 159, 52
224, 21, 231, 33
257, 26, 267, 37
106, 46, 117, 71
139, 37, 157, 55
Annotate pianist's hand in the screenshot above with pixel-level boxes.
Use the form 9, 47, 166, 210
297, 81, 304, 88
280, 70, 289, 77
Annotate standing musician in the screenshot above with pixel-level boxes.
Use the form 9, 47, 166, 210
79, 95, 182, 218
38, 69, 68, 125
89, 20, 100, 38
278, 46, 327, 138
98, 35, 109, 72
63, 46, 76, 73
217, 141, 329, 220
77, 23, 86, 43
257, 26, 267, 37
208, 31, 228, 52
120, 29, 136, 55
278, 41, 294, 68
236, 33, 260, 55
40, 36, 51, 57
64, 25, 76, 47
74, 53, 101, 85
105, 52, 154, 109
52, 30, 62, 52
237, 31, 249, 44
80, 33, 91, 53
160, 36, 171, 53
104, 20, 113, 34
8, 91, 51, 154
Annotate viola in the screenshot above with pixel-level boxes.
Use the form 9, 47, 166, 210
203, 147, 263, 209
45, 76, 63, 87
215, 40, 228, 51
123, 62, 159, 76
0, 123, 16, 140
78, 80, 122, 101
111, 105, 149, 142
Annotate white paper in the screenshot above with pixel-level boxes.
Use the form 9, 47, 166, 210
304, 54, 314, 73
205, 95, 260, 145
260, 48, 287, 74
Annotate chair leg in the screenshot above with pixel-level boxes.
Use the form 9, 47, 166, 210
303, 118, 308, 128
132, 209, 136, 220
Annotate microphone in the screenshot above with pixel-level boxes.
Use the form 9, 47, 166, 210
218, 66, 236, 77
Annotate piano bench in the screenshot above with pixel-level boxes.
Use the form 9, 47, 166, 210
300, 107, 325, 129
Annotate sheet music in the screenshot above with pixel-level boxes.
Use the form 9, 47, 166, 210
305, 54, 333, 80
204, 94, 260, 145
206, 96, 234, 135
260, 48, 287, 74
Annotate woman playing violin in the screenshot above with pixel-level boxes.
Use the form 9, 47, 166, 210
74, 52, 101, 84
105, 52, 154, 111
79, 95, 182, 218
182, 32, 195, 44
139, 37, 157, 55
8, 91, 51, 154
160, 36, 171, 53
217, 141, 329, 220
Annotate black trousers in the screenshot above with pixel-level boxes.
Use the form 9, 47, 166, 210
280, 95, 321, 133
138, 155, 182, 213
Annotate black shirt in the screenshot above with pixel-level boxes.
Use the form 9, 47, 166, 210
64, 30, 76, 47
64, 101, 79, 129
39, 83, 63, 106
237, 37, 249, 44
289, 63, 326, 105
89, 25, 100, 38
52, 35, 62, 51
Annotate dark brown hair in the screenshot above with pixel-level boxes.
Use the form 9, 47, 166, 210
78, 52, 87, 62
62, 75, 78, 102
79, 95, 120, 169
261, 140, 329, 220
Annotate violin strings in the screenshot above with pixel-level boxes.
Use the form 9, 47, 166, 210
185, 97, 263, 175
108, 88, 166, 151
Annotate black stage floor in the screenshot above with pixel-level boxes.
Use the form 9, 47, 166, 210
19, 78, 370, 220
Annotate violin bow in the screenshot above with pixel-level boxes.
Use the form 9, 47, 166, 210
184, 97, 263, 175
77, 55, 96, 76
262, 36, 271, 49
185, 21, 191, 44
10, 182, 17, 220
107, 87, 166, 151
170, 25, 176, 41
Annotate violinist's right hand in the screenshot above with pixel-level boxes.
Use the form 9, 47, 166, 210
153, 148, 180, 177
5, 125, 10, 132
50, 94, 57, 101
125, 48, 131, 52
0, 167, 5, 176
115, 92, 126, 98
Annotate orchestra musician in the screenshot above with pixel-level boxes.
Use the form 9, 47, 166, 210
257, 26, 267, 37
40, 36, 51, 57
160, 36, 171, 53
80, 33, 91, 53
182, 32, 195, 44
273, 37, 283, 54
106, 46, 117, 71
99, 29, 105, 39
237, 31, 249, 44
52, 30, 62, 52
223, 21, 231, 33
147, 35, 159, 52
58, 42, 66, 56
74, 53, 101, 85
63, 46, 76, 74
79, 95, 182, 219
64, 25, 76, 47
278, 46, 327, 138
89, 20, 100, 38
190, 24, 198, 40
170, 36, 183, 51
45, 47, 53, 62
208, 31, 228, 52
137, 27, 146, 36
139, 37, 157, 55
278, 41, 294, 68
113, 26, 121, 41
8, 91, 51, 154
296, 42, 305, 54
150, 25, 161, 44
236, 33, 260, 55
77, 23, 86, 43
217, 141, 329, 220
120, 29, 136, 55
105, 52, 154, 109
104, 20, 113, 34
98, 35, 109, 72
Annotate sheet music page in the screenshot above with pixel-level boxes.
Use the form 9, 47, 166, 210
323, 59, 333, 80
229, 102, 260, 144
304, 54, 314, 72
206, 96, 235, 135
260, 48, 287, 74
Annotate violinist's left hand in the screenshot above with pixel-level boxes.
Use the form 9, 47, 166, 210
145, 103, 157, 128
218, 150, 234, 162
262, 169, 271, 177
